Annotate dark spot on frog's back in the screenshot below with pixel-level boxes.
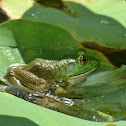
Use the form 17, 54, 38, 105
27, 65, 38, 74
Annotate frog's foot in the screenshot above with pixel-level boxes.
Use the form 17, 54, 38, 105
55, 87, 91, 99
55, 86, 71, 97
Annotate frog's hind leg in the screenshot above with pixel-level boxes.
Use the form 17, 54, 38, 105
5, 73, 37, 95
5, 67, 49, 93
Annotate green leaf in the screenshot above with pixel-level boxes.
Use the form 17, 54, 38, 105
1, 0, 126, 49
1, 0, 126, 67
1, 19, 78, 50
2, 92, 125, 126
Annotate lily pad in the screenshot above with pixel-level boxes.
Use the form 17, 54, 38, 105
1, 0, 126, 49
1, 0, 126, 67
1, 92, 125, 126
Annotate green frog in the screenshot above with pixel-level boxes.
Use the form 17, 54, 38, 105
2, 49, 113, 122
2, 50, 117, 122
5, 49, 99, 98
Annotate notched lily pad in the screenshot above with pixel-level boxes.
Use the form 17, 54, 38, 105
1, 0, 126, 67
0, 19, 81, 63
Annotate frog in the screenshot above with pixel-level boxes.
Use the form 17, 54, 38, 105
5, 49, 99, 98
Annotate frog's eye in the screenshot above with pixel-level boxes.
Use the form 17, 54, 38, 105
79, 55, 87, 65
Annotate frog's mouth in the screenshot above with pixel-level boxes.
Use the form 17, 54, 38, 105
66, 68, 96, 86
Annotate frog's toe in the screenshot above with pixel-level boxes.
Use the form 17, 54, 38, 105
55, 86, 70, 97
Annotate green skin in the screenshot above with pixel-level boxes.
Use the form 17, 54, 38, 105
5, 50, 99, 98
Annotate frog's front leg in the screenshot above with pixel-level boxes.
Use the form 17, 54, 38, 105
55, 86, 71, 97
5, 67, 49, 93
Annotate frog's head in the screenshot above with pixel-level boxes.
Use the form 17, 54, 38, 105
57, 49, 99, 86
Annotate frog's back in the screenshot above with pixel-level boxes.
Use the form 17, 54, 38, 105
21, 58, 72, 83
22, 58, 59, 81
